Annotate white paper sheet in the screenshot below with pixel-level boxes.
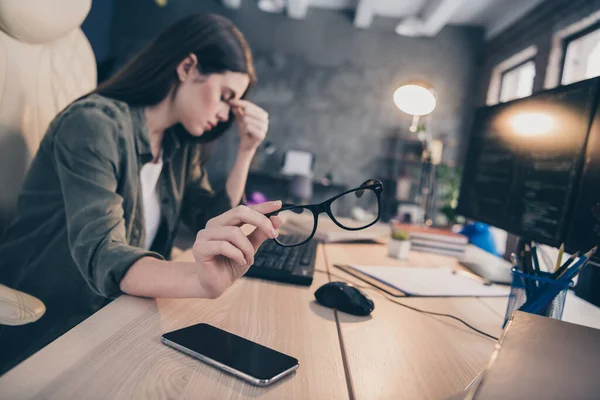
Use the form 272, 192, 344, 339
349, 265, 511, 297
281, 150, 313, 176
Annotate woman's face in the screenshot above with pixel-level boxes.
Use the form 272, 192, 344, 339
174, 55, 250, 136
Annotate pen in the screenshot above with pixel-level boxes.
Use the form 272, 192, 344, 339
522, 247, 597, 315
524, 249, 595, 314
510, 252, 518, 267
523, 244, 534, 275
453, 269, 493, 286
521, 243, 537, 295
531, 244, 541, 275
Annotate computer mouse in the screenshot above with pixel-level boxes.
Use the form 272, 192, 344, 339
314, 281, 374, 316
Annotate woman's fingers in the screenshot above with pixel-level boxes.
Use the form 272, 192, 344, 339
206, 202, 282, 239
199, 202, 284, 265
194, 240, 247, 267
236, 109, 268, 135
230, 99, 269, 120
244, 119, 268, 134
239, 110, 269, 125
248, 215, 283, 250
196, 226, 255, 266
249, 201, 283, 214
233, 105, 245, 118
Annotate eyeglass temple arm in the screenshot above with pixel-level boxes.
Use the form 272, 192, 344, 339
360, 179, 378, 187
355, 179, 378, 198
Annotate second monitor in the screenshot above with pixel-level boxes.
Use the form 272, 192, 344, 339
457, 77, 600, 248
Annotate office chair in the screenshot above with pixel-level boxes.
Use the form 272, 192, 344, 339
0, 0, 96, 325
0, 285, 46, 326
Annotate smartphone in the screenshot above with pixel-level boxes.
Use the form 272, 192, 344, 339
161, 323, 299, 386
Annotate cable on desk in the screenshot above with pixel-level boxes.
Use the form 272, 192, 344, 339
315, 269, 499, 341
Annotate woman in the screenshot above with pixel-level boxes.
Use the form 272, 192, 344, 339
0, 13, 282, 373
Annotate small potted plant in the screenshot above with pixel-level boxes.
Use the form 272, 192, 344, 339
388, 230, 411, 260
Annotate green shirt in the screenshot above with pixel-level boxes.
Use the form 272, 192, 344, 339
0, 94, 233, 373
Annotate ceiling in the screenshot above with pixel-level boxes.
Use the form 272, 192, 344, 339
223, 0, 547, 38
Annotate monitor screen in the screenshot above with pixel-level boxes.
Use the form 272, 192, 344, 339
457, 77, 600, 247
564, 95, 600, 256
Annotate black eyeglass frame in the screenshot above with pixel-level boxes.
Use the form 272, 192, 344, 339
265, 179, 384, 247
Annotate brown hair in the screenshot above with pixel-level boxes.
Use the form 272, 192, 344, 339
95, 13, 256, 143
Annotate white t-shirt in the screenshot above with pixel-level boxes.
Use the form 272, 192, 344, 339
140, 153, 163, 250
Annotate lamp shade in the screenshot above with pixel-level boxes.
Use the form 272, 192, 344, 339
393, 84, 436, 116
257, 0, 285, 13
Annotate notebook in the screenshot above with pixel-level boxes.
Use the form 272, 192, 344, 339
347, 265, 511, 297
391, 223, 468, 257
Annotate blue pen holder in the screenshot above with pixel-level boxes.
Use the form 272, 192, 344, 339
503, 268, 572, 327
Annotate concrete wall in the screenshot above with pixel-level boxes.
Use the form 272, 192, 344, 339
108, 0, 484, 187
478, 0, 600, 105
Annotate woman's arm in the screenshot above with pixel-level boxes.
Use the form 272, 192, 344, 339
121, 202, 282, 299
53, 107, 165, 299
226, 99, 270, 206
225, 148, 255, 207
180, 99, 268, 232
119, 258, 209, 298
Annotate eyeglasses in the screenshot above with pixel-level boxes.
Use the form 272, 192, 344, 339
265, 179, 383, 247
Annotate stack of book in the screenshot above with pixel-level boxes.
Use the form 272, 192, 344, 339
392, 223, 468, 257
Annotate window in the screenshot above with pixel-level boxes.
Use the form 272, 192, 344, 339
561, 23, 600, 85
486, 46, 537, 106
499, 60, 536, 103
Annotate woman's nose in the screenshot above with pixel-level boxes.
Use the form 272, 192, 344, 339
217, 104, 231, 121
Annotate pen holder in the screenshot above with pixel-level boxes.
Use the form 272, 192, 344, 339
503, 268, 571, 327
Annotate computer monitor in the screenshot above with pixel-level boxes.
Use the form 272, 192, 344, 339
564, 94, 600, 304
457, 77, 600, 248
564, 89, 600, 254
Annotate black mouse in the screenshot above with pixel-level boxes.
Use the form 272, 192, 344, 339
314, 281, 374, 316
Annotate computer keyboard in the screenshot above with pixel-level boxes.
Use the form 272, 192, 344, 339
244, 234, 318, 286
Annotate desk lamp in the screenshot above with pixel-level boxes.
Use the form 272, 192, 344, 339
393, 83, 436, 133
393, 83, 438, 225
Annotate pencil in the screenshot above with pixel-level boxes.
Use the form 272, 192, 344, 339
554, 243, 564, 274
551, 251, 580, 279
584, 246, 597, 260
556, 247, 597, 280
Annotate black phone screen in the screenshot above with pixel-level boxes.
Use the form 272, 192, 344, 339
162, 323, 298, 380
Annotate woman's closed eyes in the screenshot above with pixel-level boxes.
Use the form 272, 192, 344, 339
220, 88, 235, 104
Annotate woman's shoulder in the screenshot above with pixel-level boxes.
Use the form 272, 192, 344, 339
48, 94, 135, 142
61, 94, 132, 126
41, 94, 137, 159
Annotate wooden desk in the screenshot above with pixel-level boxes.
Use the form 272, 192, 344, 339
0, 246, 348, 400
323, 243, 504, 400
4, 241, 596, 399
